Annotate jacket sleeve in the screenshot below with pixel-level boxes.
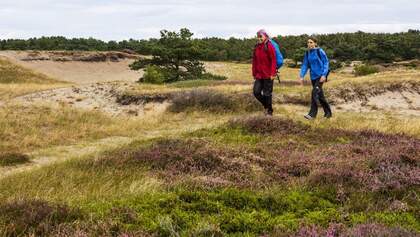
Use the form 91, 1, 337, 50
252, 48, 256, 78
300, 53, 309, 78
319, 48, 329, 76
267, 43, 277, 76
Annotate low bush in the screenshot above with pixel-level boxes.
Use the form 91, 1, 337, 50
354, 64, 379, 76
140, 65, 166, 84
0, 199, 82, 236
0, 152, 30, 166
169, 89, 259, 113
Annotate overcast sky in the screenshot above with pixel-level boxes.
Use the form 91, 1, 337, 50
1, 0, 419, 41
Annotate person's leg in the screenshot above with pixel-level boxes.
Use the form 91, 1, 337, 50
308, 79, 319, 118
317, 82, 332, 117
262, 79, 274, 115
253, 79, 266, 109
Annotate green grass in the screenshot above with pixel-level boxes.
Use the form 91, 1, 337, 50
1, 60, 419, 236
1, 117, 418, 236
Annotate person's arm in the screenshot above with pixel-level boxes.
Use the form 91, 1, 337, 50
268, 43, 277, 79
300, 52, 309, 80
319, 48, 329, 77
318, 49, 329, 82
252, 48, 256, 79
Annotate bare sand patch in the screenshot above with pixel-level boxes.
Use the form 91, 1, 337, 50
13, 82, 169, 117
336, 91, 420, 116
0, 51, 143, 84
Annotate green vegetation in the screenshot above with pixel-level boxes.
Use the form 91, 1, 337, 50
0, 152, 30, 166
1, 57, 419, 235
1, 117, 418, 236
354, 64, 380, 76
2, 29, 419, 63
129, 28, 227, 83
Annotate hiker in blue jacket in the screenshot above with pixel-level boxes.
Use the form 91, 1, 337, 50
299, 37, 332, 120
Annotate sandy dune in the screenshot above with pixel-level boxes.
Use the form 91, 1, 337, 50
0, 51, 143, 84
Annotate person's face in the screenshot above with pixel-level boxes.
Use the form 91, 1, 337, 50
257, 34, 267, 44
307, 39, 317, 49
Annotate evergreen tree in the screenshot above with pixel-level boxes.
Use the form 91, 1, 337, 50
129, 28, 205, 83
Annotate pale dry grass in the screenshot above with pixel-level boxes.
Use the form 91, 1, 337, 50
0, 57, 62, 84
0, 57, 68, 100
275, 104, 420, 138
0, 103, 230, 153
0, 83, 68, 100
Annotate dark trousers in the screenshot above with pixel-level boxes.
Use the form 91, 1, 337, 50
309, 78, 332, 117
253, 79, 273, 112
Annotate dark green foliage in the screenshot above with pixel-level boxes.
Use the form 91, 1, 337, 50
0, 152, 30, 166
130, 28, 213, 83
291, 47, 308, 67
329, 60, 343, 71
354, 64, 380, 76
1, 30, 419, 63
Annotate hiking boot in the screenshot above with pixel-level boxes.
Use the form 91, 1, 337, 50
324, 113, 332, 119
304, 114, 314, 120
265, 109, 273, 116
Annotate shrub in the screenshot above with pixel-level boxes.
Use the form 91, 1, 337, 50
169, 89, 259, 113
293, 223, 418, 237
0, 199, 82, 236
228, 116, 309, 135
0, 152, 30, 166
329, 60, 343, 71
140, 65, 166, 84
354, 64, 379, 76
169, 89, 234, 113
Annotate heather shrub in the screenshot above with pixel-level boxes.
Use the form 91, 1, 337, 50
169, 89, 234, 113
93, 138, 256, 187
293, 223, 418, 237
0, 152, 30, 166
0, 199, 82, 236
228, 116, 309, 135
168, 89, 259, 113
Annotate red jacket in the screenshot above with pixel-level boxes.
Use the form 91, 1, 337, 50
252, 41, 277, 79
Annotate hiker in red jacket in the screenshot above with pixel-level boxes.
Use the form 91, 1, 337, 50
252, 29, 277, 116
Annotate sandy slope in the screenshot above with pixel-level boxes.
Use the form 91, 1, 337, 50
336, 91, 420, 116
14, 82, 170, 117
0, 51, 143, 84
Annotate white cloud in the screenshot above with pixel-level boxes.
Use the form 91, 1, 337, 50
0, 0, 419, 40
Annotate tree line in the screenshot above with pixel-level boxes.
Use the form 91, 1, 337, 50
1, 30, 419, 63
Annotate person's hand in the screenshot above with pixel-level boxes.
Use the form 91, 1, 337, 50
320, 76, 326, 83
299, 77, 304, 86
270, 75, 276, 80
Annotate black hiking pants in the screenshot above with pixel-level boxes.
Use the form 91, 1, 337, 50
253, 79, 273, 113
308, 78, 332, 117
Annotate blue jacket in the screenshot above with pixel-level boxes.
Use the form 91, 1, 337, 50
300, 48, 329, 80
